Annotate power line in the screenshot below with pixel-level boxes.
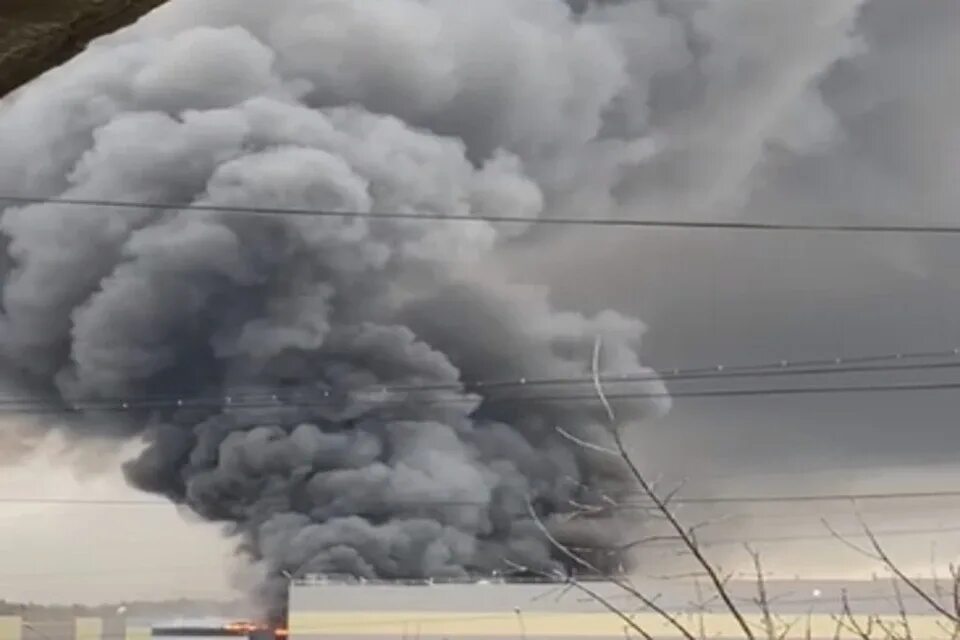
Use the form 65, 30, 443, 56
4, 371, 960, 416
608, 348, 960, 383
82, 378, 960, 410
3, 490, 960, 509
0, 355, 949, 408
443, 378, 960, 405
625, 524, 960, 550
0, 345, 954, 411
6, 195, 960, 234
8, 494, 960, 523
385, 349, 960, 394
466, 358, 960, 391
523, 379, 960, 403
668, 490, 960, 505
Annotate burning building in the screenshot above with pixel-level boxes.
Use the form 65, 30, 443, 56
151, 621, 288, 640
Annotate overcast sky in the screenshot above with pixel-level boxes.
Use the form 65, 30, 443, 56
506, 0, 960, 480
0, 429, 236, 604
2, 0, 960, 604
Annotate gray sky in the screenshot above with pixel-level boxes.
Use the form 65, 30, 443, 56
504, 0, 960, 480
0, 429, 236, 603
3, 0, 960, 603
497, 0, 960, 579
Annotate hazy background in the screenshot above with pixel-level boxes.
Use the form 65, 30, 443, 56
0, 429, 236, 603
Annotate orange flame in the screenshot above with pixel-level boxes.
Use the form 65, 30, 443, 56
221, 621, 287, 638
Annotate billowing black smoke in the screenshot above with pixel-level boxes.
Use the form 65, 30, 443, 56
0, 0, 868, 616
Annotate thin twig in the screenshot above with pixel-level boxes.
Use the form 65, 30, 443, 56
693, 579, 709, 640
951, 564, 960, 623
836, 589, 877, 640
863, 522, 959, 623
932, 543, 945, 607
557, 426, 619, 456
591, 337, 756, 640
938, 564, 960, 640
618, 534, 682, 552
746, 544, 777, 640
825, 517, 960, 624
892, 577, 913, 640
524, 499, 697, 640
651, 571, 710, 581
774, 615, 801, 640
662, 479, 688, 508
830, 612, 844, 640
503, 559, 654, 640
821, 518, 877, 558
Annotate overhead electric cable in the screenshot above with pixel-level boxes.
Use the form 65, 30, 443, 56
4, 489, 960, 508
0, 376, 960, 414
0, 347, 958, 411
5, 195, 960, 234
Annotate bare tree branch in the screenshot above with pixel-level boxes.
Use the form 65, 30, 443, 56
892, 577, 913, 640
524, 498, 698, 640
822, 518, 879, 559
951, 564, 960, 623
591, 337, 756, 640
503, 559, 654, 640
661, 479, 688, 508
689, 514, 735, 537
591, 338, 618, 426
557, 426, 619, 457
872, 617, 899, 640
936, 620, 957, 640
947, 564, 960, 640
835, 589, 878, 640
774, 615, 802, 640
652, 571, 710, 581
931, 543, 946, 607
746, 544, 777, 640
618, 534, 682, 552
692, 579, 709, 640
826, 516, 960, 624
830, 611, 845, 640
529, 582, 573, 603
871, 580, 910, 640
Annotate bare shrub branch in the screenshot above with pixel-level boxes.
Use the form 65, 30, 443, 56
746, 544, 778, 640
503, 558, 654, 640
524, 498, 697, 640
691, 579, 711, 640
892, 578, 913, 640
825, 517, 960, 624
590, 337, 756, 640
557, 426, 619, 457
834, 589, 878, 640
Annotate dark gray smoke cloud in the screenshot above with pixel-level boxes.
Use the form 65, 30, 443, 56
0, 0, 695, 613
9, 0, 925, 610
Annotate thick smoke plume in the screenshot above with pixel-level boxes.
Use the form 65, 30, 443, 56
0, 0, 867, 615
